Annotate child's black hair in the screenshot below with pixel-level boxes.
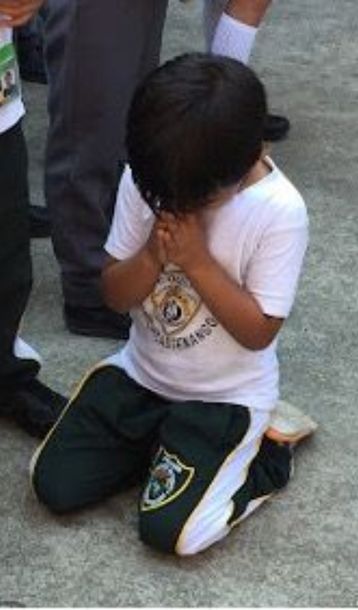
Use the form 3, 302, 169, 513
126, 52, 267, 215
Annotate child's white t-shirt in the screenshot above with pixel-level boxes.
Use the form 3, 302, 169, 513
105, 159, 308, 412
0, 26, 25, 134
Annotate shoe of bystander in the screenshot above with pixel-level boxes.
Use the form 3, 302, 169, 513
0, 378, 67, 438
63, 304, 131, 341
264, 113, 290, 142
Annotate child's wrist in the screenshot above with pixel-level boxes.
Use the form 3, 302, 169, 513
183, 251, 215, 279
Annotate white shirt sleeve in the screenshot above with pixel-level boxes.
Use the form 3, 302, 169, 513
245, 202, 309, 319
105, 166, 154, 261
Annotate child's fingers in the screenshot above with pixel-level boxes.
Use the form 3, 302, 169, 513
156, 228, 171, 265
157, 228, 172, 249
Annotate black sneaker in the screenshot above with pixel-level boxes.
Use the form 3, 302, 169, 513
29, 205, 51, 239
264, 114, 290, 142
64, 304, 131, 341
0, 378, 67, 438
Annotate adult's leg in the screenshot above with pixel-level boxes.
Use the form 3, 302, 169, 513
15, 6, 50, 239
139, 402, 292, 555
0, 124, 66, 438
31, 366, 167, 513
204, 0, 271, 51
15, 7, 47, 85
225, 0, 272, 25
205, 0, 290, 141
44, 0, 168, 332
0, 124, 38, 388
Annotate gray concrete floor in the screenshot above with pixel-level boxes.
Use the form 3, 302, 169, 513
1, 0, 358, 606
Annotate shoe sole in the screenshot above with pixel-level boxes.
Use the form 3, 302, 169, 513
266, 400, 318, 444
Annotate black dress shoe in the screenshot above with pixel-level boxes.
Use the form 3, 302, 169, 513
0, 378, 67, 438
264, 114, 291, 142
64, 304, 131, 341
29, 205, 51, 238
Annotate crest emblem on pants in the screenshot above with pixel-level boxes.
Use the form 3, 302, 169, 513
141, 447, 194, 511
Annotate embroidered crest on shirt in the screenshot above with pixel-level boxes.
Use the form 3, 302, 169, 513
141, 447, 194, 511
141, 266, 218, 349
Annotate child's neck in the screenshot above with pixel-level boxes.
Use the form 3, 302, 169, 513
241, 155, 272, 191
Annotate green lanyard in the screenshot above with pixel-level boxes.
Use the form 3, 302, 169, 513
0, 41, 20, 106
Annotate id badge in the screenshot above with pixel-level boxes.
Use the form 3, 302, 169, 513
0, 41, 21, 107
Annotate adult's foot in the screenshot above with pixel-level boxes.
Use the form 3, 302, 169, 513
64, 304, 131, 341
264, 113, 290, 142
0, 378, 67, 438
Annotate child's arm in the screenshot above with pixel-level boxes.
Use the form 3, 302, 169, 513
158, 212, 283, 351
102, 220, 166, 313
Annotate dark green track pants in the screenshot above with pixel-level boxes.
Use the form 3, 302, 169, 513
31, 366, 291, 555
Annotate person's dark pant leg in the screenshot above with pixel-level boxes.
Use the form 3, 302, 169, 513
0, 123, 40, 393
31, 366, 167, 514
15, 7, 48, 84
44, 0, 168, 308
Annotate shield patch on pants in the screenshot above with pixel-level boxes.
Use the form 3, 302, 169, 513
141, 447, 195, 512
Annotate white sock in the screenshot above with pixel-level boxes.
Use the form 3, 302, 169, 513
211, 12, 258, 65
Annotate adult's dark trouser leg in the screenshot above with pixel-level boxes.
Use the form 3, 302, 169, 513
44, 0, 168, 308
0, 124, 40, 395
31, 366, 167, 513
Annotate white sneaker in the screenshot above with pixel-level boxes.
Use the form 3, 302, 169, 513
266, 400, 318, 444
